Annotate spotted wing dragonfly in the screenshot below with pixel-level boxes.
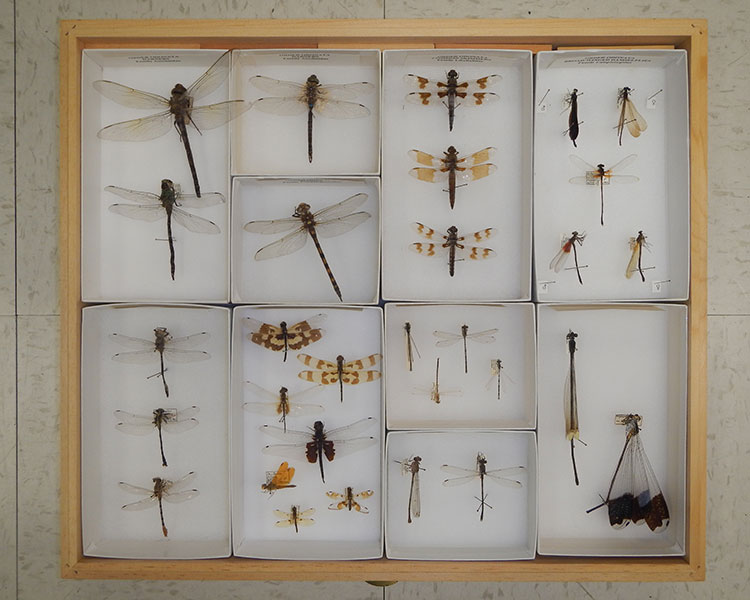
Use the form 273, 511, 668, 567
297, 352, 381, 403
274, 506, 316, 533
410, 222, 496, 277
245, 313, 326, 362
243, 381, 324, 433
326, 487, 374, 513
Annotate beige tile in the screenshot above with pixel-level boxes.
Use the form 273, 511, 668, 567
0, 0, 14, 316
0, 317, 16, 598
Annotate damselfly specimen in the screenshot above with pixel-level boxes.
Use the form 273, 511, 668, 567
94, 51, 246, 197
405, 70, 501, 131
297, 353, 381, 403
243, 193, 371, 302
396, 456, 424, 524
245, 313, 326, 362
326, 487, 374, 513
616, 87, 648, 146
244, 381, 324, 433
251, 74, 374, 162
565, 330, 583, 486
119, 471, 199, 537
114, 406, 199, 467
404, 322, 421, 372
626, 230, 651, 282
261, 461, 297, 495
274, 506, 315, 532
549, 231, 586, 285
485, 359, 511, 402
587, 414, 669, 531
411, 357, 461, 404
441, 453, 524, 521
408, 146, 497, 210
410, 222, 496, 278
105, 179, 224, 280
260, 417, 377, 483
433, 325, 498, 374
569, 155, 639, 226
564, 89, 582, 147
110, 327, 210, 398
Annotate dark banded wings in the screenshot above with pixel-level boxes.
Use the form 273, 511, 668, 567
404, 73, 501, 106
410, 222, 497, 261
296, 353, 382, 385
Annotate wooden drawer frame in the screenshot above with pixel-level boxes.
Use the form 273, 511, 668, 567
59, 18, 707, 582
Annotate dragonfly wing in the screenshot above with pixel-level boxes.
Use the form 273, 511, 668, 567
171, 208, 221, 234
243, 216, 302, 235
98, 111, 174, 142
408, 149, 443, 168
320, 82, 375, 101
162, 348, 211, 363
175, 191, 225, 209
113, 410, 153, 425
608, 153, 638, 172
253, 97, 308, 116
313, 193, 369, 220
568, 176, 590, 185
121, 496, 158, 510
109, 332, 157, 349
165, 471, 197, 492
189, 100, 248, 131
460, 245, 497, 261
286, 402, 325, 417
466, 329, 498, 343
297, 353, 338, 371
342, 354, 381, 370
464, 74, 502, 91
164, 489, 200, 503
111, 349, 159, 365
403, 74, 441, 92
259, 424, 312, 443
314, 211, 371, 239
411, 474, 421, 518
629, 434, 669, 531
262, 443, 307, 460
569, 155, 597, 172
244, 381, 283, 403
313, 98, 370, 119
253, 229, 308, 261
409, 167, 449, 184
405, 91, 440, 105
456, 163, 497, 183
326, 436, 378, 459
326, 416, 377, 438
162, 418, 199, 434
108, 204, 165, 222
463, 147, 497, 166
243, 402, 284, 417
464, 91, 500, 107
484, 473, 524, 488
610, 174, 640, 184
442, 474, 478, 487
440, 464, 477, 477
433, 331, 462, 347
250, 75, 306, 96
167, 331, 210, 349
411, 222, 441, 240
549, 244, 571, 273
104, 186, 160, 204
624, 100, 648, 136
186, 51, 231, 100
93, 80, 168, 109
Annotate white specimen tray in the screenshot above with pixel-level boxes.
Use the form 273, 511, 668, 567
384, 303, 536, 429
81, 304, 231, 559
385, 430, 537, 560
231, 177, 381, 304
536, 304, 686, 556
534, 50, 689, 301
231, 49, 380, 176
232, 305, 383, 560
81, 49, 234, 302
381, 49, 533, 301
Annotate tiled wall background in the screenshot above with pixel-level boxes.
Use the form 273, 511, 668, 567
2, 0, 748, 598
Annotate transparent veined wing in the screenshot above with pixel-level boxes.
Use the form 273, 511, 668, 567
465, 329, 498, 343
259, 423, 316, 444
314, 211, 372, 239
462, 75, 502, 93
319, 81, 374, 101
93, 80, 169, 109
312, 193, 369, 220
164, 471, 197, 493
120, 493, 159, 510
462, 146, 497, 166
442, 474, 479, 487
464, 227, 497, 244
171, 208, 221, 234
243, 216, 303, 235
165, 331, 210, 349
568, 154, 598, 180
189, 100, 248, 131
433, 330, 463, 347
163, 488, 200, 503
250, 75, 306, 97
97, 110, 174, 142
403, 74, 441, 93
108, 204, 165, 222
408, 149, 444, 168
186, 51, 232, 100
607, 153, 638, 176
456, 163, 497, 184
484, 467, 525, 488
161, 347, 211, 363
250, 228, 308, 261
253, 96, 309, 116
623, 99, 648, 137
440, 464, 479, 477
550, 241, 573, 273
104, 185, 161, 204
313, 98, 370, 119
113, 410, 155, 435
324, 416, 377, 439
174, 191, 225, 209
411, 222, 442, 240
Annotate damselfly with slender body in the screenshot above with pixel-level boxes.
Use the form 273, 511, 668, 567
119, 471, 199, 537
243, 193, 371, 302
404, 322, 421, 372
261, 461, 297, 495
105, 179, 224, 280
396, 456, 424, 524
563, 89, 582, 147
565, 330, 584, 486
326, 487, 374, 513
114, 406, 199, 467
485, 359, 513, 402
297, 353, 381, 403
408, 146, 497, 210
549, 231, 586, 285
410, 222, 497, 278
260, 417, 377, 483
569, 155, 639, 226
616, 87, 648, 146
94, 51, 246, 197
404, 70, 501, 131
110, 327, 210, 398
245, 314, 326, 362
411, 357, 461, 404
243, 381, 324, 433
251, 74, 374, 163
441, 453, 524, 521
626, 230, 652, 282
274, 505, 316, 532
587, 414, 669, 531
433, 325, 498, 374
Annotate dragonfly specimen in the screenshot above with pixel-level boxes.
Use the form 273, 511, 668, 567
105, 179, 224, 280
412, 357, 461, 404
626, 230, 652, 282
563, 89, 582, 147
261, 461, 297, 495
485, 359, 512, 402
110, 327, 210, 398
405, 70, 501, 131
564, 330, 584, 486
94, 51, 246, 197
587, 414, 669, 531
569, 154, 639, 226
250, 74, 374, 162
243, 193, 371, 302
260, 417, 377, 483
404, 322, 421, 372
408, 146, 497, 209
396, 456, 424, 524
114, 406, 199, 467
297, 353, 381, 403
243, 381, 324, 433
441, 453, 524, 521
274, 506, 315, 533
549, 231, 586, 286
433, 324, 498, 374
119, 471, 199, 537
410, 222, 497, 278
326, 487, 374, 513
616, 87, 648, 146
245, 313, 326, 362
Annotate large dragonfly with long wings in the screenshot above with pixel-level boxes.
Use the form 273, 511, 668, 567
243, 193, 371, 302
94, 51, 246, 197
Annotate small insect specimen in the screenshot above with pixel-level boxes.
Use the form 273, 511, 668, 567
616, 87, 648, 146
396, 456, 424, 524
433, 325, 498, 374
114, 406, 199, 467
569, 155, 639, 226
565, 330, 584, 486
251, 74, 374, 163
485, 359, 511, 402
243, 193, 371, 302
245, 314, 326, 362
410, 222, 497, 277
441, 453, 524, 521
94, 51, 246, 197
243, 381, 324, 433
408, 146, 497, 209
549, 231, 586, 285
110, 327, 210, 398
105, 180, 224, 280
326, 487, 374, 513
119, 471, 199, 537
564, 89, 582, 147
261, 461, 297, 495
404, 70, 501, 131
274, 505, 316, 532
297, 353, 381, 403
587, 414, 669, 531
260, 417, 377, 483
412, 357, 461, 404
404, 322, 421, 372
626, 230, 651, 282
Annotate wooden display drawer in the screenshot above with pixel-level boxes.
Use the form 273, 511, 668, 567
59, 18, 707, 582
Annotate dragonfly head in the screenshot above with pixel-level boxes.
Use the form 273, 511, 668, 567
307, 74, 320, 85
476, 453, 487, 466
161, 179, 175, 192
293, 203, 311, 218
447, 69, 458, 79
279, 386, 289, 395
446, 145, 458, 155
171, 83, 188, 96
566, 329, 578, 342
336, 355, 345, 363
313, 420, 325, 433
447, 225, 459, 235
